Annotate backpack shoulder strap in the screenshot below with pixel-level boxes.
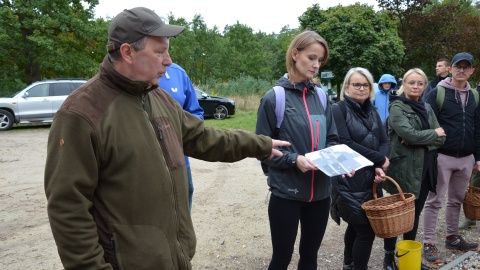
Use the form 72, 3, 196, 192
273, 85, 327, 130
314, 86, 328, 111
437, 86, 479, 111
337, 100, 347, 118
273, 86, 285, 129
436, 86, 445, 112
472, 88, 479, 108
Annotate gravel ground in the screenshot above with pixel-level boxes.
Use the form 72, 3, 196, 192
1, 126, 480, 270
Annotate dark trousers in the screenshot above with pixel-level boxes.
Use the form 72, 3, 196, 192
186, 166, 194, 212
343, 223, 376, 270
384, 177, 430, 251
268, 194, 330, 270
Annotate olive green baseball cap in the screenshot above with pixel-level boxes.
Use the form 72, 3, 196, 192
107, 7, 185, 52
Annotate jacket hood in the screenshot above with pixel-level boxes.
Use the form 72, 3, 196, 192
378, 74, 397, 91
438, 77, 471, 92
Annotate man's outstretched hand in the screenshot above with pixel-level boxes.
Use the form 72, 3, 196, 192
268, 139, 291, 159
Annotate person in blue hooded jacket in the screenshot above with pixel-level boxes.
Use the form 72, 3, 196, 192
159, 62, 204, 211
372, 74, 397, 124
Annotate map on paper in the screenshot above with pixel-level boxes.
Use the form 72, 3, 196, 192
305, 144, 373, 177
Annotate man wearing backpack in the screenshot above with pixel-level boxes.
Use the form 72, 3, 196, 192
422, 52, 480, 264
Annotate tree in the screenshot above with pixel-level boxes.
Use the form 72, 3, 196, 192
299, 3, 404, 90
405, 1, 480, 80
0, 0, 106, 88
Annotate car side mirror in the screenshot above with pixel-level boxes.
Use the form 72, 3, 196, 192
201, 93, 208, 98
22, 92, 29, 98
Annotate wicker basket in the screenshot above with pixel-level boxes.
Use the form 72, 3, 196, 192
361, 176, 416, 238
463, 171, 480, 220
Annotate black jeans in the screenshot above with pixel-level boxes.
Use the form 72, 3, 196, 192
268, 194, 330, 270
343, 223, 376, 270
384, 177, 430, 251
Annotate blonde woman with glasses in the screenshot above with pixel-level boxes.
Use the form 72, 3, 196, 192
330, 67, 389, 270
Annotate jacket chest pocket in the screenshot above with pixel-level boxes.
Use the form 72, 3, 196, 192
151, 116, 186, 171
403, 111, 419, 127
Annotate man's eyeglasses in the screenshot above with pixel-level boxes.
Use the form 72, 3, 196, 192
452, 65, 472, 72
350, 83, 370, 90
406, 81, 425, 88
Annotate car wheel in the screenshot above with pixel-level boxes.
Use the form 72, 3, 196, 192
0, 109, 14, 131
213, 105, 228, 120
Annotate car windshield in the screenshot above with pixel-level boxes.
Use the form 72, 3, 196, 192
195, 89, 210, 98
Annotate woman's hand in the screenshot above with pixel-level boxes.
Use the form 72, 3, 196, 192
374, 168, 386, 183
296, 155, 318, 172
382, 157, 390, 171
341, 169, 355, 178
435, 127, 446, 137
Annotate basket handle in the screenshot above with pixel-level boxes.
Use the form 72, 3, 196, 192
468, 169, 478, 195
373, 176, 406, 202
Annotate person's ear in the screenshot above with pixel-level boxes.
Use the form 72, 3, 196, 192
119, 44, 135, 64
292, 48, 299, 62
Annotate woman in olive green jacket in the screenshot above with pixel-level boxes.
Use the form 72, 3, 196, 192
382, 68, 446, 270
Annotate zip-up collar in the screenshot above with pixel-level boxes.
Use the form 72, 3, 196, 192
100, 55, 158, 96
277, 73, 316, 94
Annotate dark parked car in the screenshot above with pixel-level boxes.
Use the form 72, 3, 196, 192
195, 89, 235, 120
0, 79, 87, 130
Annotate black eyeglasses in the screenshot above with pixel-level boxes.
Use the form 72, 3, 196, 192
350, 83, 370, 90
452, 65, 472, 72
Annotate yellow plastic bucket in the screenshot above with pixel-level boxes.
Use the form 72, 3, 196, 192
396, 240, 422, 270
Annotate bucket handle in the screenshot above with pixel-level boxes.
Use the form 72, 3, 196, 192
395, 250, 409, 258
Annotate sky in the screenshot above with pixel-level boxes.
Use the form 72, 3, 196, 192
93, 0, 379, 33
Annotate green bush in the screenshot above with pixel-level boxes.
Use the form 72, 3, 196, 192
198, 75, 274, 96
0, 78, 27, 97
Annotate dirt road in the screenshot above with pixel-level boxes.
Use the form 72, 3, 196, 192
0, 126, 477, 269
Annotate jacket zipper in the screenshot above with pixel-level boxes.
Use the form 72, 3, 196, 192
142, 93, 186, 267
302, 87, 315, 202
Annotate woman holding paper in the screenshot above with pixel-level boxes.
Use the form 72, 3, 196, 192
330, 67, 389, 270
255, 30, 342, 270
383, 68, 445, 269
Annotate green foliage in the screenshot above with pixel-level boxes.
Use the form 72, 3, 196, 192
196, 75, 274, 96
300, 3, 404, 84
0, 0, 105, 87
203, 110, 257, 133
3, 0, 480, 95
380, 0, 480, 81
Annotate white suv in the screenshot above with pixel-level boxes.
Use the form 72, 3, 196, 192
0, 79, 86, 131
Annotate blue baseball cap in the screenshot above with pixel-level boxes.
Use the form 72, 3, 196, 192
451, 52, 474, 66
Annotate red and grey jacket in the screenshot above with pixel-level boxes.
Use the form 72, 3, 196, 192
256, 75, 338, 202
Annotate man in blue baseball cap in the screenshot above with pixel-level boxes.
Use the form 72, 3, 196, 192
422, 52, 480, 264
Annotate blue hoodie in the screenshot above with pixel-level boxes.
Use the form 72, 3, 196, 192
159, 63, 204, 167
373, 74, 397, 124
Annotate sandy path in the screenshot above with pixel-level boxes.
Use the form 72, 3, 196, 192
0, 126, 478, 270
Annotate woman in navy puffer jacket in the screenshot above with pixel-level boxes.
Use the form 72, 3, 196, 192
330, 67, 389, 270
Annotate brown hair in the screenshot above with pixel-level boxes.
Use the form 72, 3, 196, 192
286, 30, 329, 84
